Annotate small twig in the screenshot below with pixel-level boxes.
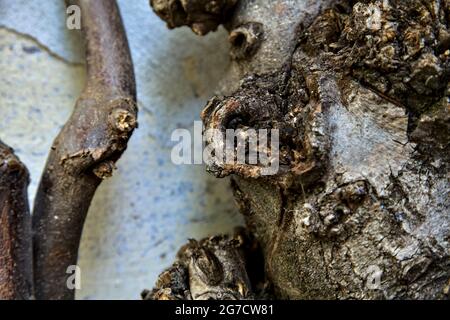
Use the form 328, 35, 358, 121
0, 140, 33, 300
32, 0, 137, 299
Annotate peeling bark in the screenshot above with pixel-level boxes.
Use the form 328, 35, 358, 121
149, 0, 450, 299
0, 140, 33, 300
32, 0, 137, 300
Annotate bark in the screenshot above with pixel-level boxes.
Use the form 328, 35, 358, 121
149, 0, 450, 299
143, 228, 270, 300
151, 0, 238, 35
0, 140, 33, 300
32, 0, 137, 300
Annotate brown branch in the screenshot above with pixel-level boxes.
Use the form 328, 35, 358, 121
32, 0, 137, 300
0, 140, 33, 300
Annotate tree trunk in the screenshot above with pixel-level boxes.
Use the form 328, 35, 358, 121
149, 0, 449, 299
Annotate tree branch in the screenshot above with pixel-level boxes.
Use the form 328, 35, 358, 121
0, 140, 33, 300
32, 0, 137, 300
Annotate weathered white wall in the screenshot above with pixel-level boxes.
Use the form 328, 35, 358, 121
0, 0, 242, 299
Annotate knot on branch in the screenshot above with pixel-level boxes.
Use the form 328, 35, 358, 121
201, 71, 329, 189
229, 22, 264, 60
150, 0, 238, 35
109, 107, 137, 134
143, 229, 267, 300
297, 180, 370, 240
58, 97, 137, 177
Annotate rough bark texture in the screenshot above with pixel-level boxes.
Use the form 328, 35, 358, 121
151, 0, 238, 35
149, 0, 450, 299
143, 228, 271, 300
32, 0, 137, 300
0, 140, 33, 300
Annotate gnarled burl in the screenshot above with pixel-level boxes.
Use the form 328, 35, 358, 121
148, 0, 449, 299
32, 0, 137, 300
